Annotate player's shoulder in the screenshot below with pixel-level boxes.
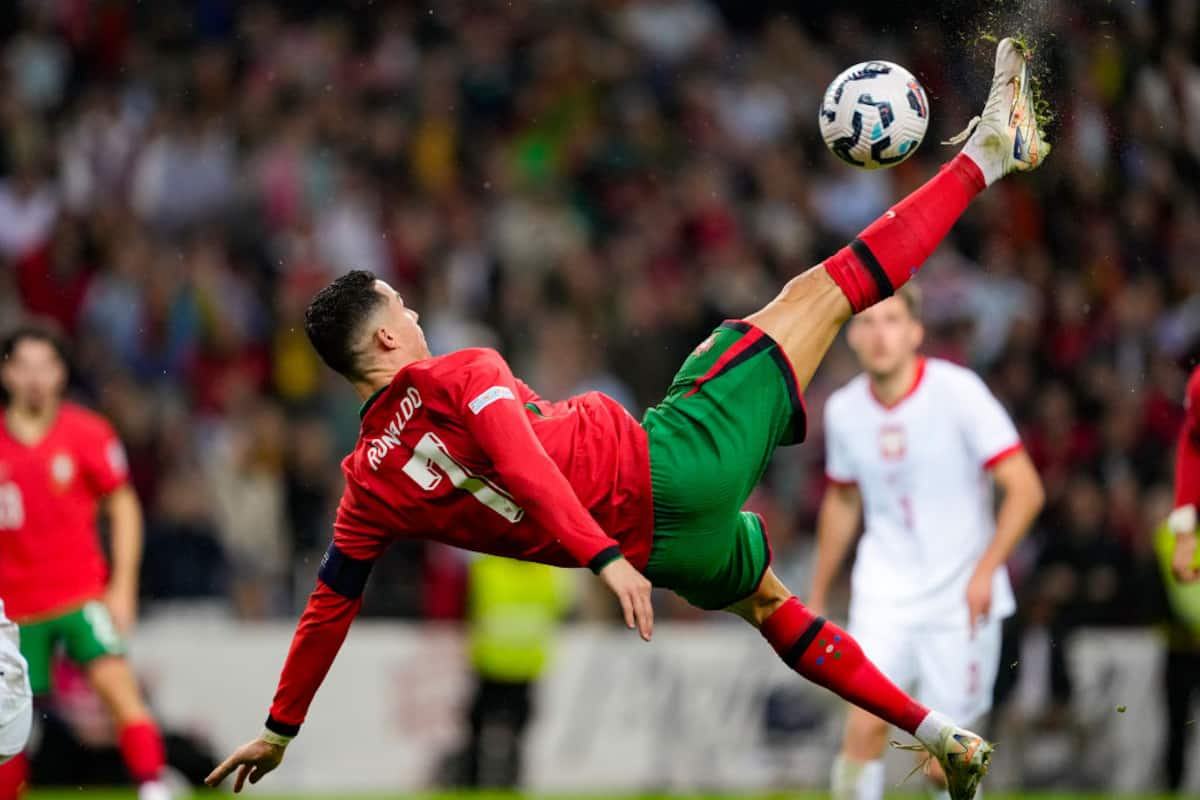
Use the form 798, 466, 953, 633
923, 357, 988, 393
826, 373, 872, 418
57, 402, 116, 437
410, 347, 508, 381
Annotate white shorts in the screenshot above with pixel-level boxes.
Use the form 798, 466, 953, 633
848, 612, 1003, 724
0, 614, 32, 760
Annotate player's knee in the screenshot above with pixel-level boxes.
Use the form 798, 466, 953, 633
746, 571, 792, 624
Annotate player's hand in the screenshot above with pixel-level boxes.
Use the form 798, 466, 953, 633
965, 565, 994, 637
104, 584, 138, 634
599, 557, 654, 641
1173, 531, 1200, 583
206, 738, 286, 793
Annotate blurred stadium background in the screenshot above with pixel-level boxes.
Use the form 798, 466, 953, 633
2, 0, 1199, 796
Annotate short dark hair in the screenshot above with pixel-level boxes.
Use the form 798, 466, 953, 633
1, 321, 70, 368
304, 270, 386, 378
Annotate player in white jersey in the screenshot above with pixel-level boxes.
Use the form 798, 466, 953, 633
0, 600, 32, 765
809, 287, 1044, 800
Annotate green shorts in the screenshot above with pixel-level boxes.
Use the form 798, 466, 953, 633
641, 321, 806, 610
18, 602, 125, 695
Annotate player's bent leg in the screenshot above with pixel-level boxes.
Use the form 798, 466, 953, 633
730, 569, 993, 800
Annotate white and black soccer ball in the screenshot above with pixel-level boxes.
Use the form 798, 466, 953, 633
818, 61, 930, 169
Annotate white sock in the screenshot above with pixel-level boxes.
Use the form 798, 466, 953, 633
913, 709, 956, 750
961, 142, 1004, 187
137, 780, 172, 800
832, 755, 886, 800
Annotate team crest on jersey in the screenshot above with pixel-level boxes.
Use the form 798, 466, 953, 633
693, 334, 717, 357
878, 424, 906, 461
50, 452, 76, 487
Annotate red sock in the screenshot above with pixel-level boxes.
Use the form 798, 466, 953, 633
760, 597, 929, 734
0, 753, 27, 800
118, 720, 165, 784
823, 153, 987, 312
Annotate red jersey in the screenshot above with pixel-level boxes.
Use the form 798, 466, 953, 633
1176, 366, 1200, 509
0, 403, 129, 621
267, 348, 654, 734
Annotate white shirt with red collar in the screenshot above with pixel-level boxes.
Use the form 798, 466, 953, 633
824, 357, 1022, 628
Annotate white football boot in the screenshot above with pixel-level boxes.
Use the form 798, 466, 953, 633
949, 36, 1050, 184
925, 725, 993, 800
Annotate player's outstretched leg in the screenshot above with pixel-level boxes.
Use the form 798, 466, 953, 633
728, 570, 991, 800
746, 37, 1049, 391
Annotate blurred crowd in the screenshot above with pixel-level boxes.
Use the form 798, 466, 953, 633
1, 0, 1198, 665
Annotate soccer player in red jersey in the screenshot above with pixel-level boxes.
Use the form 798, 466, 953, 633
0, 326, 171, 800
1168, 365, 1200, 583
209, 39, 1047, 799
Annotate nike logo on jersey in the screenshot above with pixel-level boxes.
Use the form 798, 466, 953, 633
366, 387, 424, 470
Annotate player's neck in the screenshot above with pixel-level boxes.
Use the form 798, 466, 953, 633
869, 357, 921, 406
351, 352, 424, 402
4, 401, 60, 446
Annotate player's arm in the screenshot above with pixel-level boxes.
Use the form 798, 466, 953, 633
966, 449, 1044, 631
461, 354, 653, 640
83, 421, 142, 633
808, 480, 862, 617
809, 402, 861, 616
207, 511, 383, 792
103, 484, 144, 633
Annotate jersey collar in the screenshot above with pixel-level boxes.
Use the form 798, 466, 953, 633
869, 356, 927, 411
359, 386, 387, 419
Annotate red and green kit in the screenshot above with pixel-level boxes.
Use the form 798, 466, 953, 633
266, 320, 805, 739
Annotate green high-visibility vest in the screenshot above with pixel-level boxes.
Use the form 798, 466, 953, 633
468, 556, 572, 682
1154, 522, 1200, 646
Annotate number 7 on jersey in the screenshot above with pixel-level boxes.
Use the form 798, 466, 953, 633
402, 431, 525, 523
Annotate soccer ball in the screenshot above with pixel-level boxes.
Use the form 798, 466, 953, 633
819, 61, 930, 169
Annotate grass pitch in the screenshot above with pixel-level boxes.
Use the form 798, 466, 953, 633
23, 792, 1180, 799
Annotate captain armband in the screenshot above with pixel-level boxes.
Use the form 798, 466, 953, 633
317, 542, 376, 599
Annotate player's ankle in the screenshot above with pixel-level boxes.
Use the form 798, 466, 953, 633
914, 709, 957, 750
960, 137, 1004, 187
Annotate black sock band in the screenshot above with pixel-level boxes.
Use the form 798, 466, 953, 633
784, 616, 826, 666
849, 238, 894, 301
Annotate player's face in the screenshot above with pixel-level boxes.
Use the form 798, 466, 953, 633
372, 280, 429, 356
847, 296, 923, 379
1, 339, 67, 413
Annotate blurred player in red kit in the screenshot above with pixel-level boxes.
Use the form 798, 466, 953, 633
1168, 365, 1200, 582
209, 39, 1048, 800
0, 326, 171, 800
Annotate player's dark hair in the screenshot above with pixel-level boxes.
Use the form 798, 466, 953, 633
0, 321, 71, 369
304, 270, 386, 379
